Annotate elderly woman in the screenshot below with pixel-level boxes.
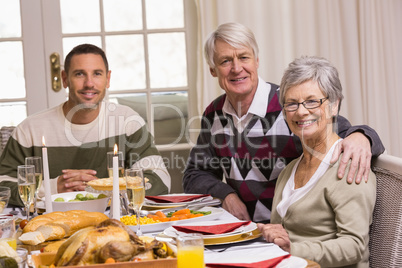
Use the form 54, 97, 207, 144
257, 56, 376, 267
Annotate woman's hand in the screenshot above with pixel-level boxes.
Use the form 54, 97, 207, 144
257, 223, 291, 253
57, 169, 97, 193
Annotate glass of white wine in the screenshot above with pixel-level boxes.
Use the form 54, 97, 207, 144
17, 165, 36, 221
125, 168, 145, 236
25, 156, 42, 215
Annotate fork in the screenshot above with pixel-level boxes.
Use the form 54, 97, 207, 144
205, 242, 273, 253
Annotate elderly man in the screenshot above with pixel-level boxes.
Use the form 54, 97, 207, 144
183, 22, 384, 223
0, 44, 170, 206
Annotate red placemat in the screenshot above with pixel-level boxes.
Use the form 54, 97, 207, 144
206, 254, 291, 268
172, 221, 252, 235
145, 194, 210, 203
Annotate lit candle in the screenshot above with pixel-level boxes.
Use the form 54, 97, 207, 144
42, 136, 53, 213
112, 144, 120, 219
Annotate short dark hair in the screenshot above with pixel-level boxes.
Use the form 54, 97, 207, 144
64, 44, 109, 74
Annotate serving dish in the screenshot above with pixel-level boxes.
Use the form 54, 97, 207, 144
37, 191, 110, 213
126, 206, 224, 233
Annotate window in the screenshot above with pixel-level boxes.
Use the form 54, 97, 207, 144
0, 0, 197, 148
59, 0, 194, 146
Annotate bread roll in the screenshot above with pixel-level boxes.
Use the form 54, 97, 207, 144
18, 231, 46, 245
36, 225, 66, 241
19, 210, 109, 245
22, 210, 86, 233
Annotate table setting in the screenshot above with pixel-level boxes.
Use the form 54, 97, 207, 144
0, 144, 319, 267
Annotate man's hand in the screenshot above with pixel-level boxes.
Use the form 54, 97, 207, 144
222, 193, 251, 221
57, 169, 97, 193
257, 223, 291, 253
330, 132, 372, 184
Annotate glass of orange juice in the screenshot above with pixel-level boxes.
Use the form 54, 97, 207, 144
177, 234, 204, 268
0, 216, 17, 250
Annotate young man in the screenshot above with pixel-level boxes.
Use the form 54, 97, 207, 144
0, 44, 170, 206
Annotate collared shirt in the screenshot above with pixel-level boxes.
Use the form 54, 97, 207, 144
222, 77, 272, 133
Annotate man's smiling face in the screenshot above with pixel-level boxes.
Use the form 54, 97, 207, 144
63, 53, 110, 110
210, 39, 259, 103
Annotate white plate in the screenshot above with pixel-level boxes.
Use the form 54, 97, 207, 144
126, 206, 224, 233
144, 194, 213, 207
163, 220, 257, 239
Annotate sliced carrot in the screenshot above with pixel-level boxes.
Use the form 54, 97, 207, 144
172, 208, 191, 216
155, 211, 167, 218
105, 258, 116, 264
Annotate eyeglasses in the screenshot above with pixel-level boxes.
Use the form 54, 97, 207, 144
283, 97, 328, 112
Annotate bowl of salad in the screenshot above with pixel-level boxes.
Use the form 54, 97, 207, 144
51, 191, 110, 213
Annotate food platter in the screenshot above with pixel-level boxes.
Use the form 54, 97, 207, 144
127, 206, 225, 233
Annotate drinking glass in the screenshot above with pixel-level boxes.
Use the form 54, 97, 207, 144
17, 165, 36, 221
125, 168, 145, 236
0, 186, 11, 214
177, 234, 204, 268
107, 151, 124, 178
25, 156, 42, 215
0, 216, 16, 250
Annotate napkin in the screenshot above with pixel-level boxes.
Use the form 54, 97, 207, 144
172, 221, 252, 235
145, 194, 210, 203
206, 254, 291, 268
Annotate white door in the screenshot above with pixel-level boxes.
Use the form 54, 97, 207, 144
1, 0, 196, 147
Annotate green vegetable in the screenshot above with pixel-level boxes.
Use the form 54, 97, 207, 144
54, 197, 65, 202
190, 210, 212, 215
85, 193, 95, 200
75, 193, 85, 200
0, 256, 18, 268
166, 210, 212, 218
97, 194, 107, 199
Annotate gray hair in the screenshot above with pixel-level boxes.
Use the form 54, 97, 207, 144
204, 22, 259, 68
279, 56, 344, 111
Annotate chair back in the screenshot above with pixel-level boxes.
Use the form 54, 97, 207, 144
370, 154, 402, 268
0, 126, 16, 155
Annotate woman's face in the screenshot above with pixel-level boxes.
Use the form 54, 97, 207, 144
283, 80, 338, 144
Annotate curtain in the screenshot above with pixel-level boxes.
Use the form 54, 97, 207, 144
195, 0, 402, 157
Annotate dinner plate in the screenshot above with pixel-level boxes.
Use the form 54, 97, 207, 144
143, 194, 214, 209
126, 206, 224, 233
163, 220, 257, 239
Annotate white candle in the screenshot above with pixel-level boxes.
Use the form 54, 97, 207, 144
112, 144, 120, 219
42, 136, 53, 213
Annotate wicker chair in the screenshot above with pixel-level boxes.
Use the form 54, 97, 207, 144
369, 154, 402, 268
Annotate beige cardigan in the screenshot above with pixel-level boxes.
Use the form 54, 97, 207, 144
271, 156, 376, 268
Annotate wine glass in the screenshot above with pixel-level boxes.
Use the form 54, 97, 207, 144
25, 156, 42, 215
125, 168, 145, 236
17, 165, 36, 221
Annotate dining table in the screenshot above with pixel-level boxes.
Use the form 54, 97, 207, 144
3, 205, 320, 268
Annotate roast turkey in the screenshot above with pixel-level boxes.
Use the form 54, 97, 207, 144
53, 219, 167, 266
